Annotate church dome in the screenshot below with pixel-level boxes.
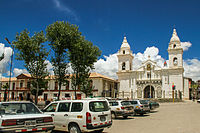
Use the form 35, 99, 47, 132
170, 29, 180, 42
121, 36, 130, 48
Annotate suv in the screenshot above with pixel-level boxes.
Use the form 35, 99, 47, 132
130, 100, 150, 115
0, 101, 54, 133
42, 98, 112, 133
109, 100, 134, 119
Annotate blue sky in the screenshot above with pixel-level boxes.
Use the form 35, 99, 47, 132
0, 0, 200, 80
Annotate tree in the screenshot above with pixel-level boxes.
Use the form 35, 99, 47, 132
46, 21, 82, 100
13, 30, 49, 105
69, 37, 101, 99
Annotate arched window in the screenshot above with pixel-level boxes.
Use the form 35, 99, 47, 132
173, 57, 178, 66
122, 62, 126, 70
173, 44, 176, 48
123, 50, 125, 54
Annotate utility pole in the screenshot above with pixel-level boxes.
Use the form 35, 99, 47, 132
5, 38, 14, 101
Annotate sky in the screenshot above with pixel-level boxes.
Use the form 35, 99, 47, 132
0, 0, 200, 81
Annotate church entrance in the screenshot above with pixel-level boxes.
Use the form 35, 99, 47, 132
144, 85, 155, 98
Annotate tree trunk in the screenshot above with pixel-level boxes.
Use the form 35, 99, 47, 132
57, 81, 62, 101
35, 81, 39, 105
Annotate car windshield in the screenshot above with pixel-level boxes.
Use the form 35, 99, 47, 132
121, 101, 131, 106
89, 101, 109, 112
140, 100, 149, 104
0, 103, 41, 115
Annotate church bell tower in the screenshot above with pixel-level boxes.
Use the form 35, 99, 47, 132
117, 37, 133, 72
168, 29, 183, 68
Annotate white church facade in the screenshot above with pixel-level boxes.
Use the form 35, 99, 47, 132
117, 29, 189, 100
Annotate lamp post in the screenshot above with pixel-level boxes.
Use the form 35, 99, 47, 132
5, 38, 14, 101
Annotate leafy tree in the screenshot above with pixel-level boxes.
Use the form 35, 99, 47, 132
13, 30, 49, 105
46, 21, 81, 100
69, 37, 101, 99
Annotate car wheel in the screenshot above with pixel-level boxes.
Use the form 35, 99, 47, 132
140, 113, 144, 116
111, 112, 116, 119
69, 123, 81, 133
123, 116, 128, 119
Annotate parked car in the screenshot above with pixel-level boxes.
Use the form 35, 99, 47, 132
145, 100, 159, 110
130, 100, 150, 115
42, 98, 112, 133
0, 101, 54, 133
109, 100, 134, 119
197, 99, 200, 103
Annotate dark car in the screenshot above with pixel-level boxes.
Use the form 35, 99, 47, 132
145, 100, 159, 110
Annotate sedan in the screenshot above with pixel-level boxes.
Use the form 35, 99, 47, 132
0, 101, 55, 133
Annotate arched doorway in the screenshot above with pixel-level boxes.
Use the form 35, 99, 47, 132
144, 85, 155, 98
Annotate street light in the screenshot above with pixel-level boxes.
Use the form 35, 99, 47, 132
5, 37, 14, 101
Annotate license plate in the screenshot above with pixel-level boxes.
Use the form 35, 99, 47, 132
25, 120, 36, 126
100, 116, 106, 121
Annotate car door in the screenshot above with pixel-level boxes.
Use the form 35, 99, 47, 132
55, 102, 71, 131
43, 103, 58, 129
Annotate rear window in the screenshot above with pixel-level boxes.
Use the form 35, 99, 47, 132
140, 100, 148, 104
130, 101, 138, 104
89, 101, 109, 112
109, 102, 119, 106
121, 101, 131, 106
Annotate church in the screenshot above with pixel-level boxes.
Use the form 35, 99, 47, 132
117, 29, 190, 99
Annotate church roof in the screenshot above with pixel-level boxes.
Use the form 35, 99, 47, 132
120, 36, 130, 48
170, 29, 180, 42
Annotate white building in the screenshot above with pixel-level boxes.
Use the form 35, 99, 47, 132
117, 29, 189, 99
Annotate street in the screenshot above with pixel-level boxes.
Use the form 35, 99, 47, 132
104, 101, 200, 133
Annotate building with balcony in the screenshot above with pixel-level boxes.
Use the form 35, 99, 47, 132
0, 72, 119, 101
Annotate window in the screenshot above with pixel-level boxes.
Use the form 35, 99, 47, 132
121, 101, 131, 106
55, 81, 58, 90
130, 101, 138, 104
66, 81, 69, 90
89, 101, 109, 112
27, 82, 30, 89
12, 83, 15, 90
122, 62, 126, 70
65, 93, 70, 98
173, 44, 176, 48
123, 50, 125, 54
58, 102, 71, 112
173, 57, 178, 66
53, 93, 57, 97
20, 81, 23, 88
71, 102, 83, 112
147, 73, 151, 78
43, 103, 58, 112
109, 102, 118, 106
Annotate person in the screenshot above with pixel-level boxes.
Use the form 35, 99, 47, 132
193, 92, 195, 102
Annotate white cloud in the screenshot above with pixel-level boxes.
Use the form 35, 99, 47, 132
181, 42, 192, 51
53, 0, 79, 21
183, 59, 200, 81
13, 68, 29, 77
45, 60, 54, 75
94, 54, 118, 79
0, 43, 13, 74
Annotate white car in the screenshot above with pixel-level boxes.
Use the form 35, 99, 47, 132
0, 101, 54, 133
109, 100, 134, 119
43, 98, 112, 133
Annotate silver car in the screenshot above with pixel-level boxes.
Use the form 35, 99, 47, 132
0, 101, 54, 133
130, 100, 150, 116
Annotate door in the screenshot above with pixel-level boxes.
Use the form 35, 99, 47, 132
44, 93, 48, 101
43, 103, 58, 129
55, 102, 71, 131
77, 94, 81, 100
